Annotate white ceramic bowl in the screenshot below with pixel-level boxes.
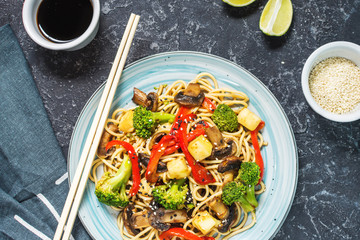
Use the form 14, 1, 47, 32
22, 0, 100, 51
301, 41, 360, 122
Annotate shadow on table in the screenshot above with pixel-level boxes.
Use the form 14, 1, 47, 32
34, 36, 103, 80
261, 3, 298, 50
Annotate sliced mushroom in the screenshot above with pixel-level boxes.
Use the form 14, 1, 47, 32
217, 156, 242, 173
222, 171, 236, 185
146, 92, 159, 112
218, 203, 237, 233
211, 139, 237, 160
218, 156, 242, 185
207, 198, 237, 233
149, 132, 166, 149
174, 83, 205, 107
148, 208, 188, 232
132, 88, 159, 112
122, 206, 187, 235
208, 197, 229, 219
123, 204, 141, 236
132, 87, 150, 106
97, 123, 118, 158
206, 126, 226, 148
132, 210, 151, 228
138, 153, 167, 172
184, 83, 202, 97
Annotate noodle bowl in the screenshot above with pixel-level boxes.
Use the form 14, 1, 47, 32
90, 72, 266, 239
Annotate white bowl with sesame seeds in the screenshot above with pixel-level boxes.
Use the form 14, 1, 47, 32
301, 41, 360, 122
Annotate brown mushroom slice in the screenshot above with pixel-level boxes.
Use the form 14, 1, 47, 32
138, 153, 167, 172
217, 156, 242, 173
123, 204, 141, 236
146, 92, 159, 112
132, 87, 150, 106
206, 126, 226, 148
132, 88, 159, 112
149, 132, 166, 149
211, 139, 237, 160
174, 83, 205, 107
222, 170, 236, 185
208, 197, 229, 219
184, 83, 202, 97
97, 123, 118, 158
207, 198, 237, 233
148, 208, 187, 232
218, 203, 237, 233
218, 156, 242, 185
132, 210, 151, 228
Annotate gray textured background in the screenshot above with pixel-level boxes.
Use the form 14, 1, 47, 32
1, 0, 360, 239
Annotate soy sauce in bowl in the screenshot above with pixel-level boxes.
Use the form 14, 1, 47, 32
37, 0, 93, 43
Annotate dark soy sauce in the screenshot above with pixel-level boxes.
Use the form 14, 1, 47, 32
37, 0, 93, 43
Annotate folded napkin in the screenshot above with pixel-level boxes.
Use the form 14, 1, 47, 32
0, 25, 90, 240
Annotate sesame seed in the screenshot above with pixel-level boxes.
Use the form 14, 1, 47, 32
309, 57, 360, 114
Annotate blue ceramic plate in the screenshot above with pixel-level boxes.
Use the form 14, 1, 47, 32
68, 51, 298, 240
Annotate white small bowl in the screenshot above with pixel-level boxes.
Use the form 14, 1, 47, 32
22, 0, 100, 51
301, 41, 360, 122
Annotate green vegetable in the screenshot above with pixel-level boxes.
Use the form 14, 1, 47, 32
211, 104, 239, 132
133, 106, 175, 138
152, 178, 189, 210
222, 162, 260, 212
95, 154, 132, 208
235, 162, 260, 208
222, 181, 254, 212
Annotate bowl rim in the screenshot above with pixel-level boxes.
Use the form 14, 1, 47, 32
301, 41, 360, 122
22, 0, 100, 51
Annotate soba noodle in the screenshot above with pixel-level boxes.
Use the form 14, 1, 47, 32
90, 72, 267, 240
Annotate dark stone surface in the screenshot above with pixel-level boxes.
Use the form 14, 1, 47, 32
1, 0, 359, 239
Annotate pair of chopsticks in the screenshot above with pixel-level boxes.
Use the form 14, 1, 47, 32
53, 13, 140, 240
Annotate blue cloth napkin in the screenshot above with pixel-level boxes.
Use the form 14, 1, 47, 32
0, 25, 90, 240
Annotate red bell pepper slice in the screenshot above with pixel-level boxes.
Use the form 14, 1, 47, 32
159, 228, 215, 240
163, 127, 206, 155
167, 119, 209, 148
105, 140, 140, 196
186, 127, 206, 142
146, 135, 174, 183
163, 144, 180, 155
170, 106, 192, 135
202, 97, 216, 113
250, 121, 265, 185
176, 117, 215, 185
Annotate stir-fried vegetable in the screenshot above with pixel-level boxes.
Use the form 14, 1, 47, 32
105, 140, 140, 196
159, 228, 215, 240
250, 120, 265, 184
95, 154, 132, 207
211, 104, 239, 132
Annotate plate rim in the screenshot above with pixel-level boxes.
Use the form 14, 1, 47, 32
67, 50, 299, 240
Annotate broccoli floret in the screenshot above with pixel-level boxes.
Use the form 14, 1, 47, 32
133, 106, 175, 138
95, 154, 132, 207
222, 181, 254, 212
211, 104, 239, 132
221, 162, 260, 212
152, 178, 189, 210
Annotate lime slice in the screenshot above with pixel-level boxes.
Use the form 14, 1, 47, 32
223, 0, 256, 7
259, 0, 293, 36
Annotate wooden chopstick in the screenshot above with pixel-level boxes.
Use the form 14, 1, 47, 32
53, 13, 140, 240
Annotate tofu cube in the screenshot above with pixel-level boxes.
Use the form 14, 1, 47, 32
118, 110, 134, 133
188, 135, 213, 161
237, 108, 261, 131
167, 157, 191, 179
193, 211, 220, 235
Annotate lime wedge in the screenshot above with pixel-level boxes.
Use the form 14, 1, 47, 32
259, 0, 293, 36
223, 0, 256, 7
